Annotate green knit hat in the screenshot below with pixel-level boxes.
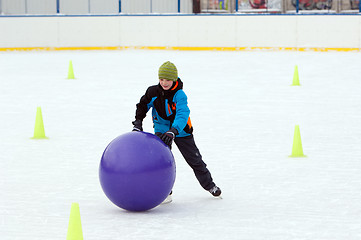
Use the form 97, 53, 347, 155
158, 61, 178, 82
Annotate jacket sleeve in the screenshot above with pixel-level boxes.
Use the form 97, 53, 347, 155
135, 86, 154, 120
172, 90, 190, 133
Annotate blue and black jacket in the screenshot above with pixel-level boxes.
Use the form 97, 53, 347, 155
135, 78, 193, 138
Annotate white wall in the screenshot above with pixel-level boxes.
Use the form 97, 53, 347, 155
0, 15, 360, 50
0, 0, 192, 14
1, 0, 26, 14
90, 0, 118, 14
60, 0, 89, 14
1, 0, 57, 14
27, 0, 57, 14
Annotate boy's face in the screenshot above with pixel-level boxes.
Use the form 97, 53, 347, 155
159, 79, 173, 90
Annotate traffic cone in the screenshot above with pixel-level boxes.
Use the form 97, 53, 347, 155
291, 65, 300, 86
66, 203, 83, 240
289, 125, 306, 157
31, 107, 48, 139
67, 60, 75, 79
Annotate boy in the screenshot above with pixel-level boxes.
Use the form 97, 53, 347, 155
132, 61, 221, 198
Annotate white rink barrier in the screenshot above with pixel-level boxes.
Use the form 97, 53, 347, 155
0, 15, 360, 51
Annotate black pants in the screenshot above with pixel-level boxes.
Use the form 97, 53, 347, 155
174, 135, 215, 191
192, 0, 201, 13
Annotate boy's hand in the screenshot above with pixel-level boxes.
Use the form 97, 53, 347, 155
160, 128, 178, 147
132, 120, 143, 131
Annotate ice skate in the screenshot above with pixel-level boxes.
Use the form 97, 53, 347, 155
209, 186, 222, 198
161, 191, 173, 204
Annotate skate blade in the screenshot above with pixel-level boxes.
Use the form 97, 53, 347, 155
161, 195, 172, 204
214, 195, 223, 199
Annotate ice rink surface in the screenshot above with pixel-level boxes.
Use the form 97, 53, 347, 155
1, 49, 361, 240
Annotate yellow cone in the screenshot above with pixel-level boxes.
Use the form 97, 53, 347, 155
291, 65, 300, 86
66, 203, 83, 240
31, 107, 48, 139
289, 125, 306, 157
67, 60, 75, 79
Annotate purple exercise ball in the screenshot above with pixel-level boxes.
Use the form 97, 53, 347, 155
99, 131, 176, 211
